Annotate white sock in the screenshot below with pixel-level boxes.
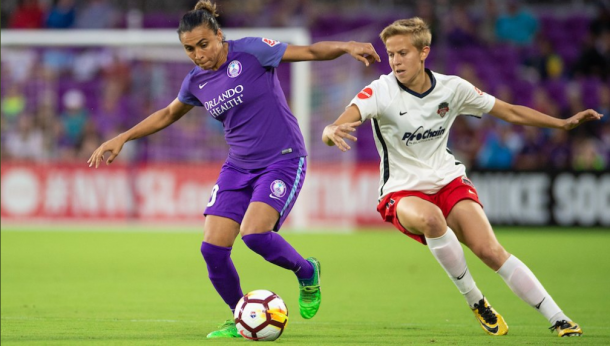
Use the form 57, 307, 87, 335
497, 255, 570, 324
426, 227, 483, 308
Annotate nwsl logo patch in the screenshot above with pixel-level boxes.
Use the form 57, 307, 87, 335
227, 60, 242, 78
437, 102, 449, 118
270, 180, 287, 198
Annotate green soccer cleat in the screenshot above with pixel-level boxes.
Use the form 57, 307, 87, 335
298, 257, 322, 319
206, 319, 242, 339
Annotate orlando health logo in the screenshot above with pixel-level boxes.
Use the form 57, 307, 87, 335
402, 126, 446, 146
204, 85, 245, 118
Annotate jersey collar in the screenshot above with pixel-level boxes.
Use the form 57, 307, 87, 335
396, 68, 436, 98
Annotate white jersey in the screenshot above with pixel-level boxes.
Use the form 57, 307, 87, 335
349, 69, 495, 198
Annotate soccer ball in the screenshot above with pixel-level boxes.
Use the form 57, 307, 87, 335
234, 289, 288, 341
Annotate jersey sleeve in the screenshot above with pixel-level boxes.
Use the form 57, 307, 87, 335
177, 68, 203, 107
348, 79, 383, 122
234, 37, 288, 68
455, 78, 495, 118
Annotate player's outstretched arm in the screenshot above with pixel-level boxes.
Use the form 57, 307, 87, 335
489, 99, 603, 130
322, 105, 362, 152
87, 98, 193, 168
282, 41, 381, 66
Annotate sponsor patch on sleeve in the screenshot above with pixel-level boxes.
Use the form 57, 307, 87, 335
357, 87, 373, 99
262, 38, 280, 47
474, 86, 484, 96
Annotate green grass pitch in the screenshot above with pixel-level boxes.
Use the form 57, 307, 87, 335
2, 226, 609, 345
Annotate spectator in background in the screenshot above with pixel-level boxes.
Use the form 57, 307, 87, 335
77, 121, 102, 160
444, 3, 478, 48
572, 138, 606, 170
5, 115, 46, 161
75, 0, 119, 29
526, 37, 564, 81
590, 1, 610, 38
476, 0, 499, 46
573, 1, 610, 80
495, 0, 539, 46
456, 63, 487, 92
46, 0, 76, 29
9, 0, 44, 29
1, 85, 26, 125
572, 32, 609, 79
515, 126, 547, 170
531, 86, 560, 117
447, 116, 479, 168
476, 123, 516, 170
545, 129, 572, 169
415, 0, 440, 44
60, 89, 89, 147
36, 100, 60, 159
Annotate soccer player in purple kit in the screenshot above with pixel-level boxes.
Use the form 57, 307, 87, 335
87, 0, 380, 339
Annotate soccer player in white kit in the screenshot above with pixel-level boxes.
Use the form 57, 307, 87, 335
323, 17, 603, 337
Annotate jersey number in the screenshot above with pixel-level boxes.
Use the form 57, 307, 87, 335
207, 184, 219, 207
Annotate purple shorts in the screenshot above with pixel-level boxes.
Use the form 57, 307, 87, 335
204, 156, 306, 231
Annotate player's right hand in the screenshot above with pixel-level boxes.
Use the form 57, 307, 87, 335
345, 41, 381, 67
322, 121, 361, 152
87, 135, 126, 168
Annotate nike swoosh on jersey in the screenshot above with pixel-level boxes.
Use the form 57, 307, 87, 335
399, 111, 407, 115
269, 194, 282, 200
199, 82, 208, 89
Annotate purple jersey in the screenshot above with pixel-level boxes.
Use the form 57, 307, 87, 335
178, 37, 307, 169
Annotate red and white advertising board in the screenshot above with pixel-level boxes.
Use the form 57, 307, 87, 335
1, 162, 385, 229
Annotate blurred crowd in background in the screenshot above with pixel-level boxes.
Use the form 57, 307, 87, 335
1, 0, 609, 171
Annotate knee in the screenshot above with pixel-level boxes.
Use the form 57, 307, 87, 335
200, 242, 230, 263
472, 243, 509, 269
200, 242, 214, 261
410, 213, 447, 237
240, 225, 256, 237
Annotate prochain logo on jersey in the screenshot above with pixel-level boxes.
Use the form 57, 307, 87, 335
204, 85, 245, 118
402, 126, 446, 146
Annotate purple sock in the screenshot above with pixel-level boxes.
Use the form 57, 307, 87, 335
242, 232, 314, 280
200, 242, 243, 312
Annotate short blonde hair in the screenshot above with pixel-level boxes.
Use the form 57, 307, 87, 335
380, 17, 432, 51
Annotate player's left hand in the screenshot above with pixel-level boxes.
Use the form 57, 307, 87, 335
563, 109, 603, 130
323, 121, 361, 152
345, 41, 381, 67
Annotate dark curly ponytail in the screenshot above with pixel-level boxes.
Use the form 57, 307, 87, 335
178, 0, 221, 35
